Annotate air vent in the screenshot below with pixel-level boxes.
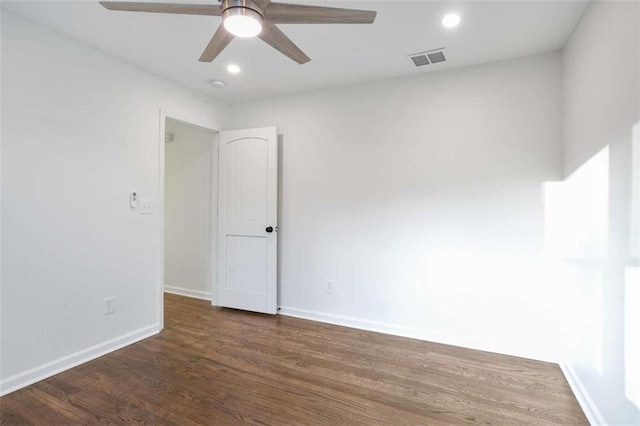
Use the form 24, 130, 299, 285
411, 55, 429, 67
427, 51, 446, 64
408, 48, 447, 67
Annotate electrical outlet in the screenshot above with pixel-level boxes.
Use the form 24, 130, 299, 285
104, 297, 115, 315
325, 280, 333, 294
140, 200, 153, 215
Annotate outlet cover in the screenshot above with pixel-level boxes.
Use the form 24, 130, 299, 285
140, 200, 154, 215
325, 280, 333, 293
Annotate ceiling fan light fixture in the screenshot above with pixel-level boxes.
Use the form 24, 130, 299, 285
223, 7, 263, 38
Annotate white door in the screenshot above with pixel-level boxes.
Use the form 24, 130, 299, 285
217, 127, 278, 314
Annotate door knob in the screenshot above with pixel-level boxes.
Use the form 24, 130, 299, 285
266, 226, 274, 233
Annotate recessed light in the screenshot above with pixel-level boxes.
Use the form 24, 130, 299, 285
442, 13, 461, 29
210, 80, 225, 88
227, 64, 241, 74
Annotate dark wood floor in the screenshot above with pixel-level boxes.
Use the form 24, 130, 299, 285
1, 294, 586, 425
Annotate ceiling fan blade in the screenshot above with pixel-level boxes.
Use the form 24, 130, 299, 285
99, 2, 221, 16
264, 3, 376, 24
199, 25, 234, 62
259, 22, 310, 64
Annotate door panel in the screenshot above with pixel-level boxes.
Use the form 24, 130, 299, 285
226, 138, 269, 221
225, 235, 267, 293
218, 127, 277, 314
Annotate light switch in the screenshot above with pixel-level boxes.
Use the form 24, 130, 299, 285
130, 191, 138, 209
140, 200, 154, 215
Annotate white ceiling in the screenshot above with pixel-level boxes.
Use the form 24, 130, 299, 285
2, 0, 589, 103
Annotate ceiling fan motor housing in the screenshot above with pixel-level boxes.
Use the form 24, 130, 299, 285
221, 0, 264, 19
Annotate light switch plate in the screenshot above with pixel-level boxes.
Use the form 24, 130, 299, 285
104, 297, 115, 315
140, 200, 154, 215
129, 191, 138, 209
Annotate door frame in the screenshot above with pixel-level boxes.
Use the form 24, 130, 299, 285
158, 108, 220, 329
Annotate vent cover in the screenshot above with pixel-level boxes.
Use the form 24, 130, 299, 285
411, 55, 429, 67
408, 48, 447, 67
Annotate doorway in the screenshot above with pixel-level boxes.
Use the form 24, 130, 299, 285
163, 118, 218, 301
159, 111, 220, 328
158, 111, 278, 327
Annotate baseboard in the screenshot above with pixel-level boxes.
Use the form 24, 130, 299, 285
164, 285, 211, 301
0, 323, 161, 397
560, 363, 606, 425
278, 306, 558, 364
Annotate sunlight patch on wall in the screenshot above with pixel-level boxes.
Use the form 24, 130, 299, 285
625, 266, 640, 408
627, 122, 640, 408
543, 146, 610, 374
544, 146, 609, 260
415, 252, 568, 361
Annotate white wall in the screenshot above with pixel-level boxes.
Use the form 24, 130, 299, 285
561, 1, 640, 424
164, 119, 216, 300
0, 13, 227, 394
228, 53, 564, 362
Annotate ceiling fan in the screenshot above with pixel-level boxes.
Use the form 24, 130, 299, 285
100, 0, 377, 64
